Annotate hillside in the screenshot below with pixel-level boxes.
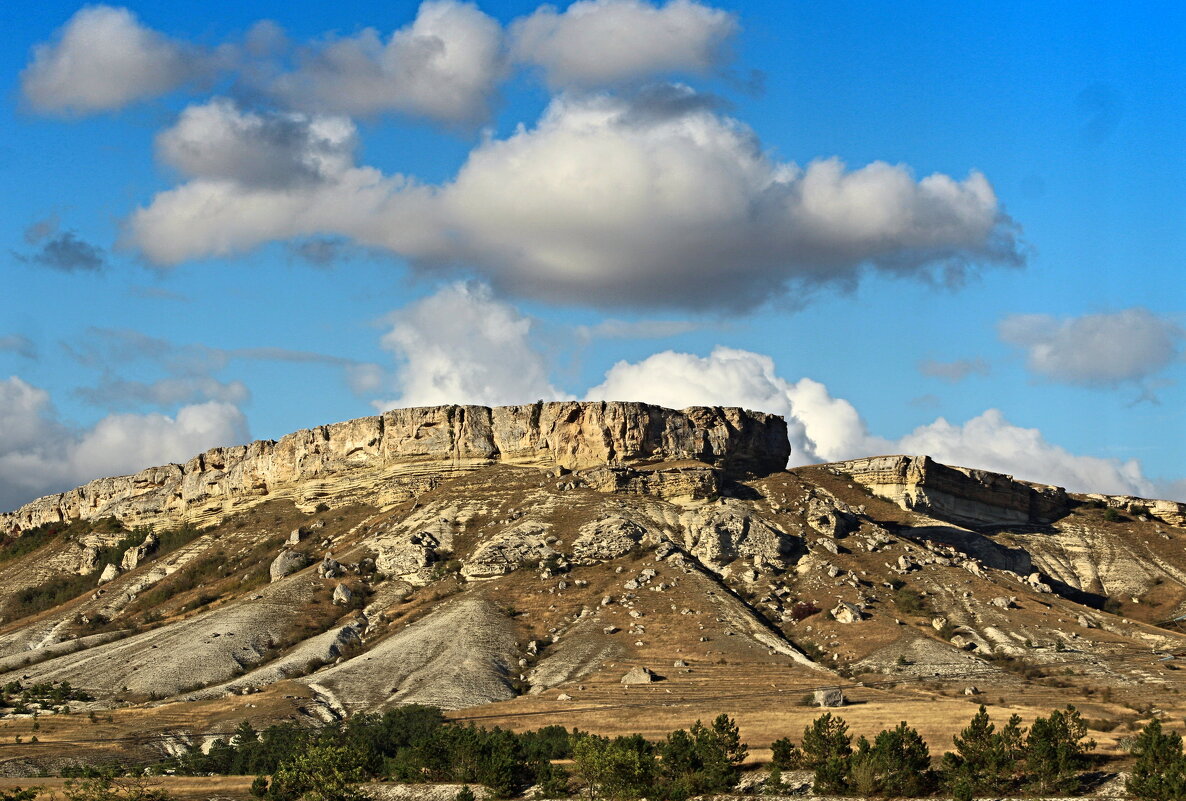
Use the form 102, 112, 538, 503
0, 401, 1184, 776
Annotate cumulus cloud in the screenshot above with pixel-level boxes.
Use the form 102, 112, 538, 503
510, 0, 738, 88
586, 346, 890, 464
20, 5, 208, 114
264, 1, 504, 123
130, 90, 1022, 311
585, 344, 1164, 496
0, 376, 247, 512
375, 282, 569, 409
156, 99, 358, 188
918, 357, 989, 383
999, 307, 1184, 386
896, 410, 1155, 496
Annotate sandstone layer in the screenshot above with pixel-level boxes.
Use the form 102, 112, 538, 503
0, 402, 789, 533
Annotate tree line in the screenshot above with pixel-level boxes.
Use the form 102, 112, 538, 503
112, 703, 1186, 801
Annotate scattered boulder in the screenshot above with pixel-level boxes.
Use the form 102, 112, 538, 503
814, 688, 845, 707
556, 693, 573, 701
120, 532, 158, 571
270, 550, 308, 582
621, 666, 660, 685
332, 584, 353, 606
319, 556, 343, 579
287, 528, 304, 546
831, 602, 863, 624
989, 596, 1014, 609
97, 563, 120, 585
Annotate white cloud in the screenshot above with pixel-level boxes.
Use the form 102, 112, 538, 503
918, 357, 990, 383
999, 307, 1183, 386
264, 0, 504, 123
586, 346, 889, 465
585, 344, 1163, 497
0, 376, 247, 512
130, 90, 1022, 311
896, 409, 1155, 496
157, 99, 358, 188
375, 282, 569, 409
21, 5, 207, 114
510, 0, 737, 88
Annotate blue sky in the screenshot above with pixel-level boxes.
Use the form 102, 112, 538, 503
1, 0, 1183, 511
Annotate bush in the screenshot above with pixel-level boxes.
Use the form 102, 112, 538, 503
892, 587, 929, 616
769, 737, 800, 769
456, 786, 476, 801
1104, 507, 1125, 522
789, 601, 820, 622
571, 734, 657, 800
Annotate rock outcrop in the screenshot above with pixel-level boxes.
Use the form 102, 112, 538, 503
834, 455, 1070, 528
1, 402, 789, 533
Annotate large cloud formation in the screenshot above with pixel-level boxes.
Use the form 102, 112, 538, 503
0, 377, 247, 511
130, 90, 1021, 310
22, 0, 740, 121
999, 307, 1183, 387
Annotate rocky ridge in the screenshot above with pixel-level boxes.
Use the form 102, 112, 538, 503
1, 402, 788, 533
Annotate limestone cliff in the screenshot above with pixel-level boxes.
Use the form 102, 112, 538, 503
0, 402, 789, 533
832, 455, 1070, 527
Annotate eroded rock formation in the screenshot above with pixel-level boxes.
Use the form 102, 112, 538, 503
1, 402, 789, 533
833, 455, 1070, 528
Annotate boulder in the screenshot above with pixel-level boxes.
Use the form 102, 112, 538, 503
621, 666, 660, 685
831, 602, 863, 624
332, 584, 353, 606
814, 688, 845, 707
318, 556, 343, 579
270, 550, 308, 582
120, 532, 158, 571
97, 563, 120, 585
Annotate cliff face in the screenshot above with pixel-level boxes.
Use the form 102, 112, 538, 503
0, 402, 790, 532
833, 455, 1071, 528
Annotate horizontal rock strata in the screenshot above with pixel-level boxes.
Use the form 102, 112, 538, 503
1, 402, 789, 533
834, 455, 1070, 528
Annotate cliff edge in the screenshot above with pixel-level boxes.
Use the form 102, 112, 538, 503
0, 401, 789, 532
